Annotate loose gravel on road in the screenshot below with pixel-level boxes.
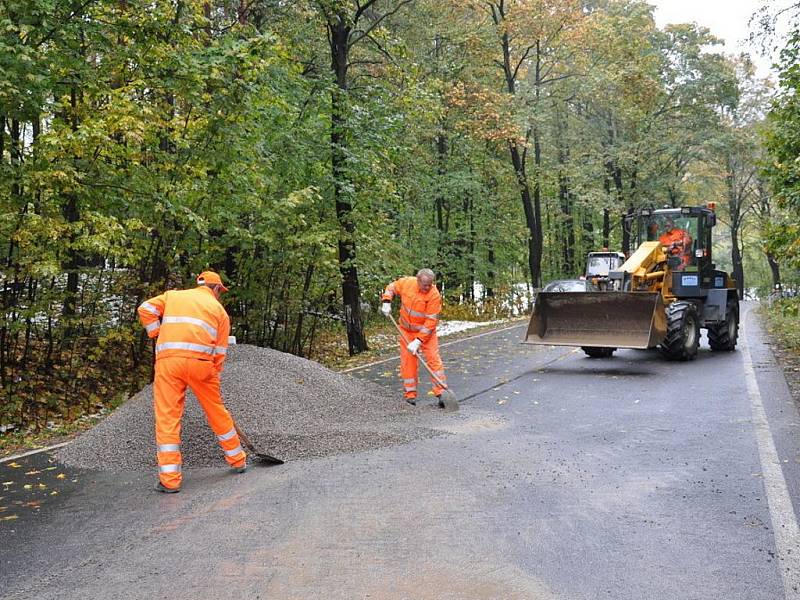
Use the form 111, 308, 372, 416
57, 345, 446, 471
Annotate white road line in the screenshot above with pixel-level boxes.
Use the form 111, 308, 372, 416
341, 320, 527, 373
1, 441, 72, 463
741, 311, 800, 598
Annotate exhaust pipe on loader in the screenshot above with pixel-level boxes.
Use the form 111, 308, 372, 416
524, 291, 667, 349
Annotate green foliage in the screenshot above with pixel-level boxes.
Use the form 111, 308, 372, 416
763, 29, 800, 271
0, 0, 788, 434
763, 298, 800, 353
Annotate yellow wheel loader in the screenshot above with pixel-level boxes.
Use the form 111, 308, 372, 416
525, 206, 739, 361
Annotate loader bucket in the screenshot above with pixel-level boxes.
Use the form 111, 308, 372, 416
524, 291, 667, 349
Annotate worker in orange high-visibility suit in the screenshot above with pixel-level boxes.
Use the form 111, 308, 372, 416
381, 269, 448, 408
659, 218, 693, 270
137, 271, 246, 493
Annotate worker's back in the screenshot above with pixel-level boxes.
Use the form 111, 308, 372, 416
139, 286, 229, 365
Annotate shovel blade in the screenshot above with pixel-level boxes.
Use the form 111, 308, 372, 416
254, 452, 284, 465
525, 291, 667, 349
440, 389, 459, 412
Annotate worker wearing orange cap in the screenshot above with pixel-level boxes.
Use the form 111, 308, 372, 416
137, 271, 246, 493
381, 269, 448, 407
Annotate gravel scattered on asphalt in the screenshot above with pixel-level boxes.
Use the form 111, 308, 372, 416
57, 345, 447, 471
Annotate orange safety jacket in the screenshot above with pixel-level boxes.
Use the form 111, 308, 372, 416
382, 276, 442, 343
137, 286, 230, 372
659, 229, 693, 267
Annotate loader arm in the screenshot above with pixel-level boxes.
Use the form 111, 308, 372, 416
525, 241, 670, 350
611, 241, 669, 293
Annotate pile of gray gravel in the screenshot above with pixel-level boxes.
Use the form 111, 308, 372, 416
57, 345, 445, 471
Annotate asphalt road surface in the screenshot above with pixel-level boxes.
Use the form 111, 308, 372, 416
2, 302, 799, 599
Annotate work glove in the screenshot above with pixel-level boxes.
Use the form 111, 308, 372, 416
381, 302, 391, 317
407, 338, 422, 355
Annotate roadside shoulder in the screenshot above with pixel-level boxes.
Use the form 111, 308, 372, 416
759, 300, 800, 411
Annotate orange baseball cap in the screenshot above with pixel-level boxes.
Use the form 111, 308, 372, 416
196, 271, 229, 292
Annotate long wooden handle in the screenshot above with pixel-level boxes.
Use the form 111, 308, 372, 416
387, 313, 449, 390
232, 420, 256, 453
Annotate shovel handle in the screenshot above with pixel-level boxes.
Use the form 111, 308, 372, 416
232, 420, 256, 454
387, 313, 449, 391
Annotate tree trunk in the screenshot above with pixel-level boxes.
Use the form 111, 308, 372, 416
726, 157, 746, 301
766, 253, 781, 291
622, 205, 634, 255
497, 20, 543, 289
730, 228, 744, 299
466, 195, 475, 301
509, 144, 539, 288
581, 209, 594, 252
555, 109, 574, 276
486, 245, 495, 298
529, 42, 544, 288
329, 13, 367, 355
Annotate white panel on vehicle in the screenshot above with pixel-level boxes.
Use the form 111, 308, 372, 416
682, 275, 699, 286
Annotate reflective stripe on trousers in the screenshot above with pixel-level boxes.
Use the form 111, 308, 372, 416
153, 356, 246, 488
398, 328, 446, 398
217, 427, 237, 442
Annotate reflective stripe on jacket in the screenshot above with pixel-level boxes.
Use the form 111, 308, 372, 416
381, 276, 441, 343
137, 286, 230, 372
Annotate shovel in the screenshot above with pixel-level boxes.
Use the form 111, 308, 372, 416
387, 313, 459, 412
233, 419, 284, 465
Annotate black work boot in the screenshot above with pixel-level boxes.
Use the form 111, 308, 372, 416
155, 481, 180, 494
231, 461, 247, 474
436, 395, 445, 409
405, 397, 417, 406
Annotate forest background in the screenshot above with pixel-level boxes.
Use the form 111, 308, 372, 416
1, 0, 799, 437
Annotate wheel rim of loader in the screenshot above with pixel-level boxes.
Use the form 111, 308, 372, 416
683, 312, 698, 352
728, 311, 738, 340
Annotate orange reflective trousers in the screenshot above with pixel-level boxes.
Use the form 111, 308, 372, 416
154, 356, 246, 490
399, 329, 447, 400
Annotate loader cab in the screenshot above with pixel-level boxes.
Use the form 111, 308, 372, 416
586, 251, 626, 278
585, 251, 626, 290
634, 207, 715, 274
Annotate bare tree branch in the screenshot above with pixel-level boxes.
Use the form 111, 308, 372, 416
349, 0, 414, 49
356, 32, 396, 64
511, 44, 537, 83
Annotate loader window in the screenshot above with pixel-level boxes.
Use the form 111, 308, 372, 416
587, 256, 611, 276
648, 214, 699, 271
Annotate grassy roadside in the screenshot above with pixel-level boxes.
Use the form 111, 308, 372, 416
759, 298, 800, 406
0, 396, 129, 460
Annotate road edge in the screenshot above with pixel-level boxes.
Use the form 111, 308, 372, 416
741, 307, 800, 598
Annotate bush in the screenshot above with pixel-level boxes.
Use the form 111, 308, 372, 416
762, 298, 800, 353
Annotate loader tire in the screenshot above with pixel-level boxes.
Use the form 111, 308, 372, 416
659, 301, 700, 361
581, 346, 616, 358
708, 301, 739, 351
